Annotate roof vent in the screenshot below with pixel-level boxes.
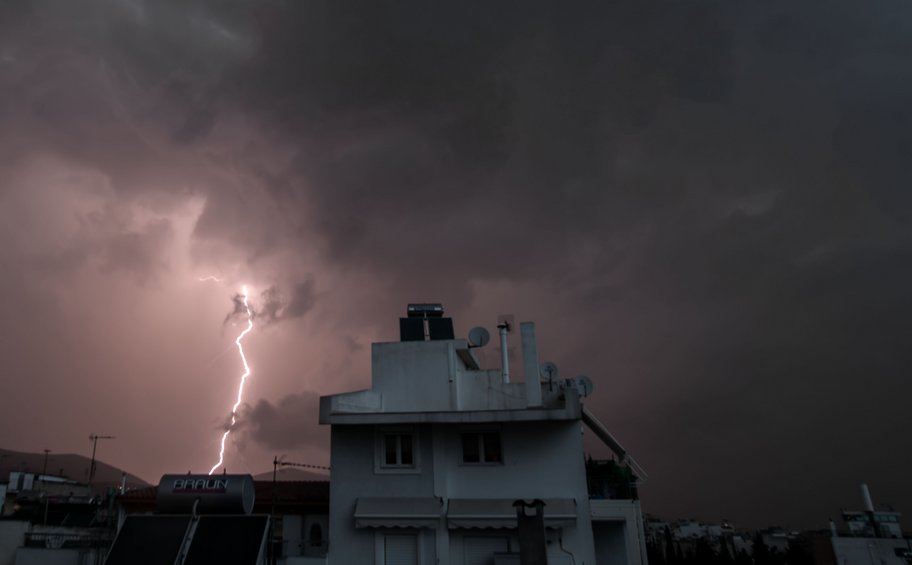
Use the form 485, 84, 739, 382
400, 303, 454, 341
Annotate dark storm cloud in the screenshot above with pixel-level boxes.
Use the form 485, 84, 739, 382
3, 0, 912, 529
239, 392, 327, 451
223, 292, 248, 325
257, 279, 317, 323
221, 279, 317, 325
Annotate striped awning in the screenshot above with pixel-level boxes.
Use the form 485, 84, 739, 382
447, 498, 577, 529
354, 497, 442, 528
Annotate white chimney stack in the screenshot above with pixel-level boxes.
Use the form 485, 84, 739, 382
520, 322, 543, 407
498, 321, 510, 384
861, 483, 875, 513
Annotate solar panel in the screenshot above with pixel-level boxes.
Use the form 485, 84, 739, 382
184, 515, 269, 565
399, 318, 425, 341
105, 515, 191, 565
427, 317, 454, 340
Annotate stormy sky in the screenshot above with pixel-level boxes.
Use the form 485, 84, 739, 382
2, 0, 911, 529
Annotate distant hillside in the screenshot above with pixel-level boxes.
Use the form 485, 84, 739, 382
252, 466, 329, 482
0, 447, 149, 490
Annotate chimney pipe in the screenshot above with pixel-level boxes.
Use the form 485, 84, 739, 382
861, 483, 875, 512
861, 483, 882, 538
498, 321, 510, 384
520, 322, 543, 407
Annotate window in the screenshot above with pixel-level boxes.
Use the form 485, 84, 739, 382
462, 432, 502, 464
379, 533, 418, 565
376, 427, 419, 473
383, 433, 414, 466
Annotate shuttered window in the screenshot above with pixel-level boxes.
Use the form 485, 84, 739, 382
384, 533, 418, 565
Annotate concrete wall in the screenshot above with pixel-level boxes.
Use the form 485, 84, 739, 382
327, 424, 437, 564
369, 341, 531, 413
590, 500, 647, 565
371, 341, 455, 412
0, 522, 28, 565
831, 537, 912, 565
13, 548, 97, 565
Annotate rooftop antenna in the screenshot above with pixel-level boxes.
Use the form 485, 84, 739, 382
539, 362, 559, 391
497, 315, 514, 383
574, 375, 594, 398
467, 326, 491, 348
88, 434, 115, 489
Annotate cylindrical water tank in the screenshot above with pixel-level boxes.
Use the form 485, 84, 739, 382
157, 474, 256, 514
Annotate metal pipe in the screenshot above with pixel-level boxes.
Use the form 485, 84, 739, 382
861, 483, 875, 513
861, 483, 881, 538
581, 407, 648, 482
88, 434, 114, 489
498, 322, 510, 383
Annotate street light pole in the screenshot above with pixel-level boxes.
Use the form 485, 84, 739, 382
88, 434, 114, 488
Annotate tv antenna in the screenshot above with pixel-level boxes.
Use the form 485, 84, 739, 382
467, 326, 491, 348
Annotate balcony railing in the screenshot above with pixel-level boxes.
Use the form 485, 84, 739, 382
586, 458, 638, 500
23, 531, 114, 550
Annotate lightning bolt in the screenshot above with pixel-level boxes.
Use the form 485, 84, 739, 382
208, 285, 254, 475
198, 275, 224, 283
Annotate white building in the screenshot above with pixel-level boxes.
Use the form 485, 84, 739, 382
824, 484, 910, 565
319, 305, 647, 565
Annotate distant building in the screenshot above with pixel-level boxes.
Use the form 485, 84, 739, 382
319, 304, 648, 565
818, 483, 910, 565
0, 471, 116, 565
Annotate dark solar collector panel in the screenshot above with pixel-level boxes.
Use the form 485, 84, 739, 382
400, 317, 425, 341
183, 515, 269, 565
105, 515, 191, 565
427, 317, 455, 340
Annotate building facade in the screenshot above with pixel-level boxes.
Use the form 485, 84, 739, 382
320, 307, 647, 565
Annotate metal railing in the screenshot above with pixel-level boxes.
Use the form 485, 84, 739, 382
24, 531, 114, 550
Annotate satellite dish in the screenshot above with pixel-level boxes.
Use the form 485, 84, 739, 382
574, 375, 594, 397
539, 361, 560, 381
467, 326, 491, 348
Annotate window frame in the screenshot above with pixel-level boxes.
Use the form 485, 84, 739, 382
459, 429, 504, 465
375, 426, 421, 474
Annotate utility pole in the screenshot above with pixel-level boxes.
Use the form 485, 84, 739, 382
88, 434, 114, 489
271, 456, 279, 565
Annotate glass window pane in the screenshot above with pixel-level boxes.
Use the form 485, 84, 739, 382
400, 434, 414, 465
462, 433, 480, 463
483, 432, 502, 463
385, 434, 398, 465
